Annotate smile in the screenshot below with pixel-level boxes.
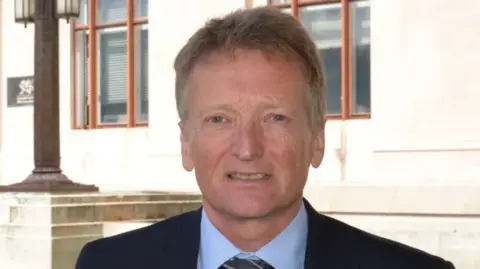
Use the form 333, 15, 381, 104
227, 173, 271, 180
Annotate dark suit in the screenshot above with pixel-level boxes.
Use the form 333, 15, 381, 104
75, 199, 455, 269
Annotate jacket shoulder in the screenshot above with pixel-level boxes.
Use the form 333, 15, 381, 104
318, 214, 455, 269
75, 210, 199, 269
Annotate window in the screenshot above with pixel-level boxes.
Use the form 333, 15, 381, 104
269, 0, 370, 119
73, 0, 148, 129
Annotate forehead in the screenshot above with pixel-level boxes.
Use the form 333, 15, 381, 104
186, 49, 308, 109
193, 48, 305, 81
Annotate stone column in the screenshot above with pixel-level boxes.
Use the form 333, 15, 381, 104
0, 0, 97, 192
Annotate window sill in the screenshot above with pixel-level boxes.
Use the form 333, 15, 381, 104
325, 113, 371, 120
72, 123, 148, 130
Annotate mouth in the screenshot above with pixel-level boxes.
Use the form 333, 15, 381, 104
227, 172, 271, 181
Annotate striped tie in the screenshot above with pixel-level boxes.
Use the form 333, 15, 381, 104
220, 257, 275, 269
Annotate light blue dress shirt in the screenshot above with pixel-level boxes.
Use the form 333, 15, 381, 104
198, 202, 308, 269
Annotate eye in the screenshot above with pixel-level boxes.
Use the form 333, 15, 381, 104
271, 114, 287, 122
208, 115, 226, 124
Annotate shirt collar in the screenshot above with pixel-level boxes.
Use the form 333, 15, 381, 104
199, 210, 241, 269
199, 202, 308, 269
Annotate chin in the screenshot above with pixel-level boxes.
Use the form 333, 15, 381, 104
223, 199, 277, 220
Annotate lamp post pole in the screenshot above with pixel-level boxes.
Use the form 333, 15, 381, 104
0, 0, 97, 192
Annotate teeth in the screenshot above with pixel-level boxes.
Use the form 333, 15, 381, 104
230, 173, 266, 180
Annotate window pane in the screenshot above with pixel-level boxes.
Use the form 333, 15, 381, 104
135, 25, 148, 123
135, 0, 148, 18
75, 30, 90, 127
280, 8, 292, 14
78, 0, 89, 25
97, 0, 127, 24
97, 28, 128, 124
300, 4, 342, 115
350, 1, 371, 114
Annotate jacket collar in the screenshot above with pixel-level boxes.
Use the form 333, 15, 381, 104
303, 198, 355, 269
156, 208, 202, 269
156, 198, 352, 269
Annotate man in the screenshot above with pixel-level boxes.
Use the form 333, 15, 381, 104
76, 6, 455, 269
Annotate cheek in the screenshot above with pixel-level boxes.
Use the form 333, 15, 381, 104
265, 134, 299, 164
264, 127, 311, 170
191, 133, 231, 173
264, 124, 306, 152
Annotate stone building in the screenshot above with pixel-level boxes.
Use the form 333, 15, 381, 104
0, 0, 478, 268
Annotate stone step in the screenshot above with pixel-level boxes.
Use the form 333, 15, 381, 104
1, 191, 203, 225
103, 221, 158, 237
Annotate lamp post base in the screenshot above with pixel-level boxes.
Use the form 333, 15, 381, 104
0, 171, 99, 193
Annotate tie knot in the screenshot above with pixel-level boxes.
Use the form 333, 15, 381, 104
220, 257, 275, 269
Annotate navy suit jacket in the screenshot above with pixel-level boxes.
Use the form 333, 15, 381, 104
75, 199, 455, 269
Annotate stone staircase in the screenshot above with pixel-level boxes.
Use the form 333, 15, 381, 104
0, 191, 203, 269
99, 191, 203, 236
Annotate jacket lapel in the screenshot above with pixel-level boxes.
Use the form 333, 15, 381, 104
153, 200, 354, 269
155, 208, 202, 269
303, 199, 354, 269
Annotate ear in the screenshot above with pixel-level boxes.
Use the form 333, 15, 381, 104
179, 121, 194, 172
310, 123, 325, 168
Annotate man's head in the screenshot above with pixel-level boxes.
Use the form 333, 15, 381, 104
174, 6, 326, 221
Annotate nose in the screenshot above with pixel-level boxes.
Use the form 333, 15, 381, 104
231, 121, 264, 161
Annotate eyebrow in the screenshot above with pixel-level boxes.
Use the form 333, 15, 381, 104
198, 104, 237, 117
201, 99, 299, 115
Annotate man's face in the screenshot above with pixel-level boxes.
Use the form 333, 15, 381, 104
180, 49, 325, 219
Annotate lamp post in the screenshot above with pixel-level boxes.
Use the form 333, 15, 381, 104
0, 0, 98, 192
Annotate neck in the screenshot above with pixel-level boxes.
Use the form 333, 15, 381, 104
204, 198, 303, 252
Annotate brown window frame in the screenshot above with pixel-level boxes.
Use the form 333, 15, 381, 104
71, 0, 148, 129
269, 0, 371, 120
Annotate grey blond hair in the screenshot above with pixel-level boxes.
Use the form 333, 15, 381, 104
173, 6, 326, 131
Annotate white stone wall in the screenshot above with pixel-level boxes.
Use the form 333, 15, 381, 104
331, 213, 480, 269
